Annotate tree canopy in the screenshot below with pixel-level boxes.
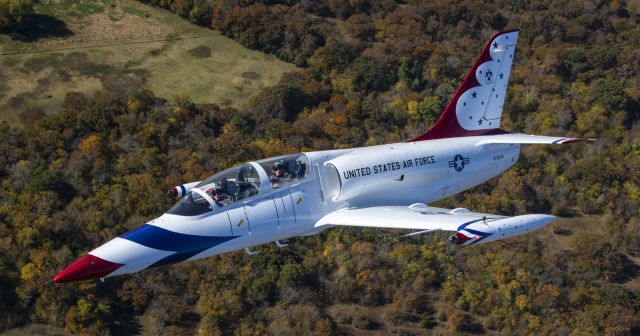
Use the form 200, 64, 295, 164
1, 0, 639, 334
0, 0, 33, 30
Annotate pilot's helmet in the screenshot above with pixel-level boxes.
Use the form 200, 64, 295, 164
211, 182, 225, 195
272, 160, 287, 172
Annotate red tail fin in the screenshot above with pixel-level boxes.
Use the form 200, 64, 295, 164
410, 29, 520, 141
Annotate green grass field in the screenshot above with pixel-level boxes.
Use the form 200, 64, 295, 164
0, 0, 298, 125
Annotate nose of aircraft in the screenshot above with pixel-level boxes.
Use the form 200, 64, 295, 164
53, 254, 123, 283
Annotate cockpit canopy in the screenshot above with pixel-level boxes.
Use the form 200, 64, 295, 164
167, 154, 309, 216
257, 153, 309, 189
197, 163, 261, 203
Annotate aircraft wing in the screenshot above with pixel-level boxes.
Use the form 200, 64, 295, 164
476, 133, 595, 145
314, 205, 507, 232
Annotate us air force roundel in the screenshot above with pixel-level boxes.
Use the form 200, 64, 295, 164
449, 154, 470, 172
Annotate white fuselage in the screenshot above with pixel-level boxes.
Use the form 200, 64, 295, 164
92, 137, 520, 278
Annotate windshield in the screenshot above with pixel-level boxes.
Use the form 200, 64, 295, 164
167, 191, 212, 216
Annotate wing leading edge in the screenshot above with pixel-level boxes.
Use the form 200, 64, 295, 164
475, 133, 595, 145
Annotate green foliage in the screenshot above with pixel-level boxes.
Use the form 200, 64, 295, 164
1, 0, 639, 334
0, 0, 33, 29
559, 47, 588, 80
278, 263, 305, 288
348, 56, 396, 93
587, 46, 618, 70
417, 96, 441, 125
398, 56, 426, 91
419, 312, 436, 329
593, 78, 629, 112
571, 232, 627, 282
313, 39, 358, 74
230, 111, 256, 134
249, 71, 320, 124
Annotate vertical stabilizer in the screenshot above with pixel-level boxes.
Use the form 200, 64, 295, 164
410, 30, 519, 141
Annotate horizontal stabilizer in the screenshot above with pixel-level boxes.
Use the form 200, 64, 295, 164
476, 133, 595, 146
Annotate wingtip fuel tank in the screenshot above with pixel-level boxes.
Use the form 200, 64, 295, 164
448, 214, 556, 246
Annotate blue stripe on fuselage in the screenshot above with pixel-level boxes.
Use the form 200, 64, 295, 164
120, 224, 239, 264
150, 247, 212, 268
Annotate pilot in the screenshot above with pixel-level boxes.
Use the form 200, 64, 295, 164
270, 160, 291, 188
207, 183, 231, 207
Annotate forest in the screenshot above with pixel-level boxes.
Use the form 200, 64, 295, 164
1, 0, 639, 335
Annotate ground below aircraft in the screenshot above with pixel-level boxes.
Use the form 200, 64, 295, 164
54, 29, 592, 283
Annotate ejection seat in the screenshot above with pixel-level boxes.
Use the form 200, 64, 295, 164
294, 158, 307, 179
287, 158, 307, 180
221, 178, 238, 202
235, 167, 260, 200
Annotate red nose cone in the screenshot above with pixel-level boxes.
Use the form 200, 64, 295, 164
53, 254, 123, 283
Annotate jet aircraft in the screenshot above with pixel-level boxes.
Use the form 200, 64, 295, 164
54, 29, 592, 283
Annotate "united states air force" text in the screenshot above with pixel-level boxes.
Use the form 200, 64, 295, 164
342, 156, 436, 180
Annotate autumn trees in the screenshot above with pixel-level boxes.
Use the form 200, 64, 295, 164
1, 0, 639, 334
0, 0, 33, 30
